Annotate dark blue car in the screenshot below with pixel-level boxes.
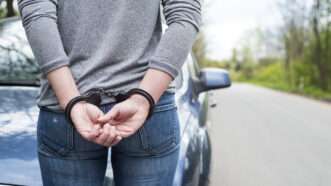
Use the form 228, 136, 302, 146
0, 17, 231, 186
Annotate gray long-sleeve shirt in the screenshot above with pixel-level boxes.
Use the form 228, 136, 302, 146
17, 0, 201, 111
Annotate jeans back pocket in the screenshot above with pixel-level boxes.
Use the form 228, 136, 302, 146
111, 91, 180, 157
137, 91, 180, 156
37, 107, 74, 157
139, 102, 180, 156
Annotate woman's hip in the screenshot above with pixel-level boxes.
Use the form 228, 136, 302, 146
110, 90, 181, 157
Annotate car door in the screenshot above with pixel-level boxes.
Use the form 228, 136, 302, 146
172, 53, 210, 186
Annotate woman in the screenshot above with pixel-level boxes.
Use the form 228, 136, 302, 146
17, 0, 201, 185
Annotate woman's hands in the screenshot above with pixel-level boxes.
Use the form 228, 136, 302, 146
69, 67, 172, 147
97, 94, 150, 138
70, 101, 122, 147
70, 94, 150, 147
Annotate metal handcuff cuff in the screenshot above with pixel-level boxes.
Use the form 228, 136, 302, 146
64, 88, 155, 126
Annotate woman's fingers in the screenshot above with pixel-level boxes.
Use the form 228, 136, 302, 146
93, 124, 128, 147
74, 120, 101, 140
97, 106, 120, 123
110, 135, 122, 146
97, 101, 138, 125
80, 131, 99, 141
94, 124, 111, 146
117, 124, 135, 133
93, 124, 125, 147
105, 125, 118, 146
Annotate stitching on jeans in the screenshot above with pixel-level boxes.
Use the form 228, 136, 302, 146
143, 108, 179, 156
173, 110, 180, 145
68, 123, 74, 150
38, 109, 73, 156
149, 138, 176, 155
138, 128, 149, 151
112, 142, 180, 158
153, 102, 177, 113
38, 140, 64, 157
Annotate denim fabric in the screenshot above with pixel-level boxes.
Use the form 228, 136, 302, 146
36, 91, 180, 186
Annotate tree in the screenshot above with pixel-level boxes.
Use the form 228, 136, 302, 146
6, 0, 14, 17
0, 0, 15, 18
279, 0, 309, 87
311, 0, 331, 90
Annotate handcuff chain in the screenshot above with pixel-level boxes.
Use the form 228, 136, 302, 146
86, 87, 129, 102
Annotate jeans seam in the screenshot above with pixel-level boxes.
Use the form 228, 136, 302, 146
138, 128, 149, 151
68, 123, 74, 151
112, 142, 180, 158
38, 142, 108, 159
38, 140, 66, 157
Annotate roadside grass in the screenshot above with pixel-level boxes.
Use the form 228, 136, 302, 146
245, 80, 331, 102
230, 62, 331, 102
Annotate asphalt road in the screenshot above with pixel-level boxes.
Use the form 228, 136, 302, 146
208, 83, 331, 186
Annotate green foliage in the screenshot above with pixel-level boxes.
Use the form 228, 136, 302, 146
232, 59, 331, 101
0, 0, 18, 19
227, 0, 331, 101
0, 7, 6, 19
239, 60, 255, 79
291, 59, 318, 89
199, 58, 231, 69
253, 62, 286, 84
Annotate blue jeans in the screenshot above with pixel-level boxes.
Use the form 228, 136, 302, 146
37, 91, 180, 186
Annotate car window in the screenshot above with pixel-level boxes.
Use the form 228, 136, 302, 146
0, 19, 40, 84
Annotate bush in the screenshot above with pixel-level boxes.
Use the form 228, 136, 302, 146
233, 60, 331, 101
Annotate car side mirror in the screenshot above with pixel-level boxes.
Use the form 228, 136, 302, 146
196, 68, 231, 93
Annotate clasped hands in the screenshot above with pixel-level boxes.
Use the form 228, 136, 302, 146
70, 94, 150, 147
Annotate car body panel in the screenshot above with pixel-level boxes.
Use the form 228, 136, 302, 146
0, 86, 42, 186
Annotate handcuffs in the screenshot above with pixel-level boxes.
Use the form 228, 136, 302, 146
64, 88, 155, 126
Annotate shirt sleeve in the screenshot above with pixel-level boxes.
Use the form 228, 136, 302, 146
148, 0, 202, 80
17, 0, 69, 76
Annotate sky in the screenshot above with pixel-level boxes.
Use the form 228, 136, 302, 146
202, 0, 284, 60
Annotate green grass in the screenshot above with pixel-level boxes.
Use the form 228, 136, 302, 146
231, 62, 331, 102
246, 80, 331, 101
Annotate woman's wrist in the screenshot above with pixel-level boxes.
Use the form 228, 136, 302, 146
137, 68, 173, 104
46, 66, 81, 110
129, 94, 150, 110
